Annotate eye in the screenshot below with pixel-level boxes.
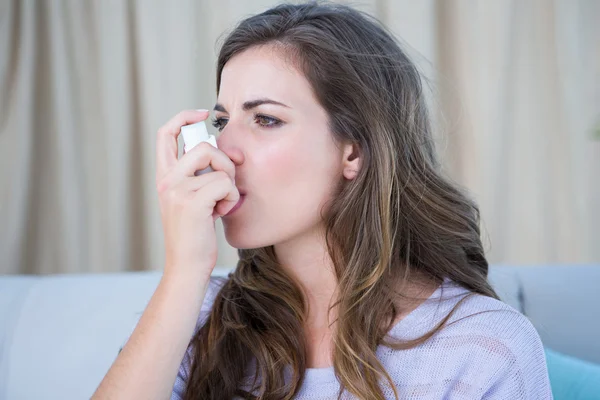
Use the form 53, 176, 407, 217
211, 114, 283, 132
255, 114, 282, 128
210, 117, 228, 132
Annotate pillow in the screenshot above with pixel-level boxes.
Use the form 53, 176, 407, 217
545, 347, 600, 400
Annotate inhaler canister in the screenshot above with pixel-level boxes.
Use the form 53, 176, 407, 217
180, 121, 218, 176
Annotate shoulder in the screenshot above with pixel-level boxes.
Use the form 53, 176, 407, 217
403, 279, 540, 344
385, 280, 552, 398
202, 275, 229, 310
443, 283, 536, 340
194, 276, 229, 330
432, 283, 553, 398
169, 275, 230, 399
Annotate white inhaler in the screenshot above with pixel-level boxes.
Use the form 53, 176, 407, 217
180, 121, 218, 176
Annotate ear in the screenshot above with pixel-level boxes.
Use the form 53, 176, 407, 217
342, 142, 361, 180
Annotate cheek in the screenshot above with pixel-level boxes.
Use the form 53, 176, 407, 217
255, 140, 307, 188
254, 136, 338, 210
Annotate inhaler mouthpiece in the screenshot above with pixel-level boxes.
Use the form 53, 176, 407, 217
180, 121, 218, 175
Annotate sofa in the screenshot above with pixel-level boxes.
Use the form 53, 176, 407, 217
1, 265, 599, 399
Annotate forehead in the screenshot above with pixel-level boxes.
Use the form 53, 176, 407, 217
218, 45, 317, 107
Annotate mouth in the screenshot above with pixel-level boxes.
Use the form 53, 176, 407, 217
225, 194, 246, 216
236, 185, 247, 196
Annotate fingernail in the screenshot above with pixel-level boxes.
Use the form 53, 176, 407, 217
196, 109, 209, 112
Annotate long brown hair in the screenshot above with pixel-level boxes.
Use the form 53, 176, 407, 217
184, 2, 498, 399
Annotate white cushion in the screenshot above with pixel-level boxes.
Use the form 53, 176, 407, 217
0, 267, 232, 400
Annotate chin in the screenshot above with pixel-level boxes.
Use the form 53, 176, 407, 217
222, 220, 272, 250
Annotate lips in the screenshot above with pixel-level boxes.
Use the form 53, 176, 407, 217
234, 182, 246, 195
225, 194, 245, 216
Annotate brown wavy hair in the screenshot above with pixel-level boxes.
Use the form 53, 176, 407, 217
183, 2, 498, 399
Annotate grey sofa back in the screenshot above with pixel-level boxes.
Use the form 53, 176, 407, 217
488, 265, 600, 364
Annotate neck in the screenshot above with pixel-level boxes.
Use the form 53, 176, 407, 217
271, 227, 441, 369
273, 226, 338, 329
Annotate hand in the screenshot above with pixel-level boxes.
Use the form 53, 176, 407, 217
155, 110, 239, 281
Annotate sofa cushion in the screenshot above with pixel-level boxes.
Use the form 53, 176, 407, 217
516, 265, 600, 364
0, 276, 38, 399
0, 271, 163, 400
545, 347, 600, 400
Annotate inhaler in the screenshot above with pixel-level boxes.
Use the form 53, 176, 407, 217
180, 121, 218, 176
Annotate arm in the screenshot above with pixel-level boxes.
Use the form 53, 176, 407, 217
481, 338, 553, 399
92, 272, 210, 400
92, 109, 238, 399
480, 313, 553, 399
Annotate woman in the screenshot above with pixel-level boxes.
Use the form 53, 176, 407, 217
94, 2, 552, 399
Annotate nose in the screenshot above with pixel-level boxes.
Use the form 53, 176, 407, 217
216, 130, 244, 167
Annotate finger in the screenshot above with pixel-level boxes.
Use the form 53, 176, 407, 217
169, 142, 236, 186
169, 172, 239, 219
169, 171, 239, 204
156, 109, 210, 183
170, 170, 229, 194
191, 172, 240, 213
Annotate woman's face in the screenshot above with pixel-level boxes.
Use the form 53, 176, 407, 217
216, 45, 345, 249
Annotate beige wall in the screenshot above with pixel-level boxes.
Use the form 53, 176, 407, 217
0, 0, 598, 274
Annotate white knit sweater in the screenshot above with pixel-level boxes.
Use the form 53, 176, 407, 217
169, 277, 553, 399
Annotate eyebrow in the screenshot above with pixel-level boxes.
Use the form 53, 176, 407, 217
213, 98, 291, 113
